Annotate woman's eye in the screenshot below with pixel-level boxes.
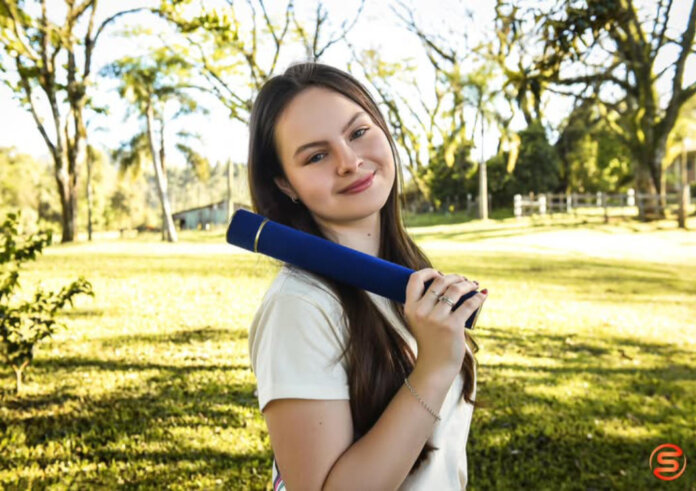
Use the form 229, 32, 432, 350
307, 152, 326, 164
352, 127, 368, 139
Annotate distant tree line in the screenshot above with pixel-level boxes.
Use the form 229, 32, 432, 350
0, 0, 694, 242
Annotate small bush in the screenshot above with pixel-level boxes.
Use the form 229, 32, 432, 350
0, 212, 93, 394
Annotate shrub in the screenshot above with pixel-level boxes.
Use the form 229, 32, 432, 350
0, 212, 93, 394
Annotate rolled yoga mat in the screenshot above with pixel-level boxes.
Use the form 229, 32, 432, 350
226, 208, 482, 329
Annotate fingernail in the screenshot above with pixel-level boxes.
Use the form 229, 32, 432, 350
481, 289, 488, 295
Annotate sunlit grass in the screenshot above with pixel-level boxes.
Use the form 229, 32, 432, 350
1, 214, 695, 488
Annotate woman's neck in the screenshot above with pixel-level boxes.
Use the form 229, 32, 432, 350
315, 212, 381, 257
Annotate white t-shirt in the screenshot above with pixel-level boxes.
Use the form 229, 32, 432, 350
249, 264, 477, 490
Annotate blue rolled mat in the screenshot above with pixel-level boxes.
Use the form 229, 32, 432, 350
226, 209, 481, 329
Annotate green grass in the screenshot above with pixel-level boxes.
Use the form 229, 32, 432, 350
2, 214, 695, 489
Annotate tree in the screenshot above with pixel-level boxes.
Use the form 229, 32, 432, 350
492, 1, 549, 127
353, 1, 481, 208
104, 48, 206, 242
0, 212, 92, 393
0, 147, 60, 228
497, 0, 696, 218
461, 63, 509, 219
555, 99, 633, 193
0, 0, 150, 242
514, 123, 562, 195
158, 0, 364, 125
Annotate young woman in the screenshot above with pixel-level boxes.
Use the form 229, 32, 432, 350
247, 62, 487, 490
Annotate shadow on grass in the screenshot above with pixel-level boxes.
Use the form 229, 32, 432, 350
90, 326, 249, 348
432, 253, 696, 297
469, 326, 696, 489
410, 221, 591, 242
1, 327, 270, 488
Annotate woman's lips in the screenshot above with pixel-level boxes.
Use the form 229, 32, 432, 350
341, 171, 375, 194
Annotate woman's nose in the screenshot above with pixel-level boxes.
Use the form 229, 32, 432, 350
335, 142, 361, 175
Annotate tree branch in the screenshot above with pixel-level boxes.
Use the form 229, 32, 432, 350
677, 81, 696, 106
15, 57, 57, 160
83, 0, 98, 77
69, 0, 94, 25
391, 0, 455, 64
93, 8, 152, 48
315, 0, 365, 59
261, 0, 292, 73
670, 0, 696, 100
651, 0, 674, 58
0, 0, 40, 61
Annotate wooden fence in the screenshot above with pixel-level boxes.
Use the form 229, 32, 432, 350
514, 189, 694, 219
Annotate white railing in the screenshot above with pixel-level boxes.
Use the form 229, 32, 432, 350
514, 188, 694, 218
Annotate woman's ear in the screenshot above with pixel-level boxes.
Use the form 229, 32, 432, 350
274, 176, 298, 201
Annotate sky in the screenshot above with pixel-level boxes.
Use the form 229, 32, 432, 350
0, 0, 693, 173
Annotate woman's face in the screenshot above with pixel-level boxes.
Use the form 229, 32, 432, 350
273, 86, 395, 227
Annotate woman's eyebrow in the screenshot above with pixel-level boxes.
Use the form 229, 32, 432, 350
292, 111, 366, 158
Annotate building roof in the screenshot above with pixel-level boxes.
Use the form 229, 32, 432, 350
172, 200, 227, 217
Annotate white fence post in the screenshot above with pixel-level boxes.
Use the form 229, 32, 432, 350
627, 188, 635, 206
514, 194, 521, 218
539, 195, 547, 215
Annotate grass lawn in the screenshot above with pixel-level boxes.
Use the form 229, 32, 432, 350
1, 213, 695, 489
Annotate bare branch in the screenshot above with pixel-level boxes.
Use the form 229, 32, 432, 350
556, 73, 631, 92
69, 0, 95, 25
669, 0, 696, 100
266, 0, 293, 73
83, 0, 98, 77
183, 39, 250, 121
93, 8, 152, 48
391, 0, 455, 64
312, 3, 325, 60
652, 0, 674, 58
677, 81, 696, 106
315, 0, 365, 59
246, 0, 259, 75
39, 0, 50, 83
15, 57, 57, 159
231, 3, 262, 87
292, 6, 311, 54
256, 0, 278, 46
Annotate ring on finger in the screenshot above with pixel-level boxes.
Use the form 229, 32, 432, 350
439, 295, 455, 307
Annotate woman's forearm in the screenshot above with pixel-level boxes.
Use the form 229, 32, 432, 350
322, 364, 457, 490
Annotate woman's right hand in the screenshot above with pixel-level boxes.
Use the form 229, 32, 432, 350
404, 268, 487, 383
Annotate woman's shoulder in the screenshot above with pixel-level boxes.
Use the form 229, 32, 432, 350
261, 263, 342, 316
249, 264, 347, 363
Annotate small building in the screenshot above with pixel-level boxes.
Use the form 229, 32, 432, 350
172, 200, 247, 230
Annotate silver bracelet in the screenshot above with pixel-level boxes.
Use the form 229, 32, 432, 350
404, 377, 441, 422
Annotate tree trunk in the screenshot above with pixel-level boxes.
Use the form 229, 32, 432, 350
679, 144, 689, 229
86, 147, 93, 241
637, 135, 668, 221
55, 162, 78, 243
159, 116, 168, 241
652, 134, 668, 219
478, 116, 489, 220
227, 159, 233, 220
15, 368, 22, 394
146, 101, 178, 242
12, 363, 26, 395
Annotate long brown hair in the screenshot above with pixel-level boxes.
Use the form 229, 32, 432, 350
248, 62, 478, 472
